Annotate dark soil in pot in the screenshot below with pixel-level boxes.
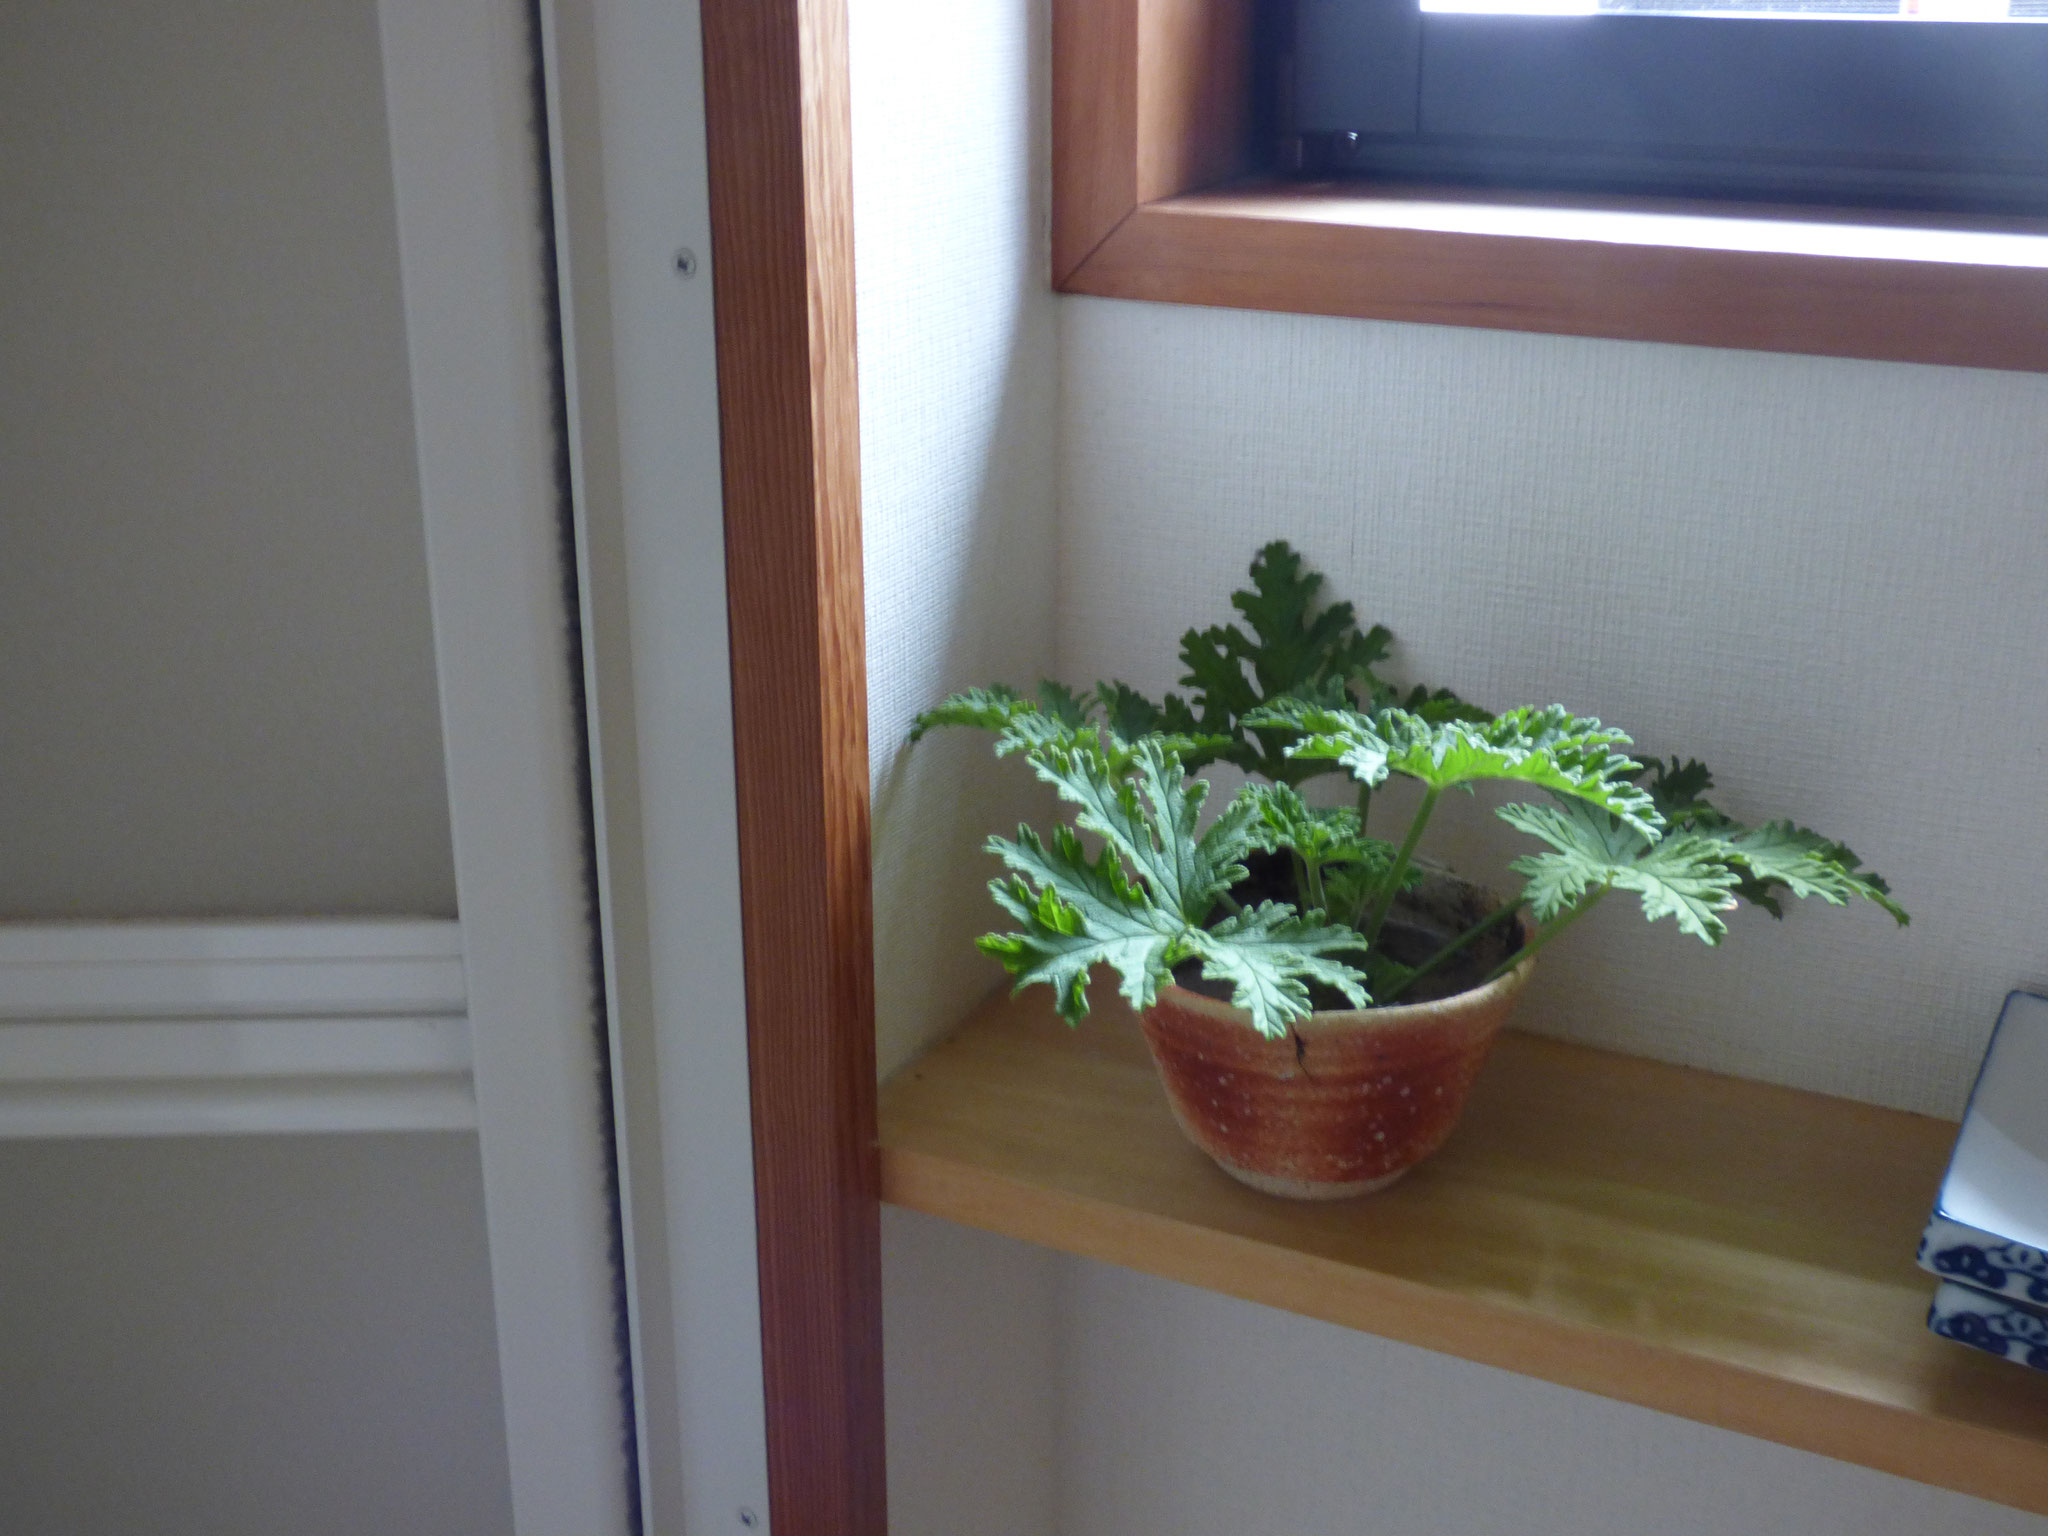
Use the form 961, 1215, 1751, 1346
1171, 851, 1524, 1007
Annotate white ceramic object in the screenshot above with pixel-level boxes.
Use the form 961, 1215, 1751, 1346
1919, 991, 2048, 1320
1927, 1280, 2048, 1373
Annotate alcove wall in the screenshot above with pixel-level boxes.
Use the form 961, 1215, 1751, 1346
1047, 299, 2048, 1536
852, 3, 2048, 1533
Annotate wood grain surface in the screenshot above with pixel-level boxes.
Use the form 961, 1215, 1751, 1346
701, 2, 885, 1531
1054, 0, 1254, 284
881, 990, 2048, 1514
1133, 0, 1255, 206
1051, 0, 1139, 283
1067, 184, 2048, 372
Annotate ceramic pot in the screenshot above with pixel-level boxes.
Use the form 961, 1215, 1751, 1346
1138, 891, 1534, 1199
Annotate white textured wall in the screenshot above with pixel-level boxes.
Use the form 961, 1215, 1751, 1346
1050, 301, 2048, 1536
0, 0, 454, 919
855, 0, 1061, 1082
850, 0, 1063, 1531
1060, 297, 2048, 1120
884, 1209, 1061, 1536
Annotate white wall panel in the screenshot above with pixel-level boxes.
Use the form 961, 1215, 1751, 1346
884, 1209, 1061, 1536
0, 1133, 511, 1536
0, 8, 506, 1528
0, 0, 453, 919
1058, 1257, 2048, 1536
0, 919, 472, 1136
1059, 296, 2048, 1118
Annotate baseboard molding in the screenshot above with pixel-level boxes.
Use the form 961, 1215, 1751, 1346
0, 920, 472, 1136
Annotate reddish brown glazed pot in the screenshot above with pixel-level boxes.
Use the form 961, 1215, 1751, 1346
1138, 947, 1535, 1200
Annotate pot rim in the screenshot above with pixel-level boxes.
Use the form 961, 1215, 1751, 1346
1157, 921, 1536, 1037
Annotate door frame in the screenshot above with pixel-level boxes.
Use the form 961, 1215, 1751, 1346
697, 3, 888, 1532
539, 0, 785, 1529
379, 1, 636, 1529
389, 1, 884, 1531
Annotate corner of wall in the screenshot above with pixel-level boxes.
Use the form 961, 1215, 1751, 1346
853, 0, 1060, 1078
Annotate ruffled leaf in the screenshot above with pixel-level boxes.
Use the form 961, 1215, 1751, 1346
1499, 799, 1741, 943
1254, 701, 1662, 838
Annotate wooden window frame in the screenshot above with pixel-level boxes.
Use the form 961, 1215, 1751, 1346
1054, 0, 2048, 373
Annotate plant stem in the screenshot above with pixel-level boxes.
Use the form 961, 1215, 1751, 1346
1479, 884, 1610, 985
1362, 787, 1440, 946
1379, 900, 1523, 1005
1355, 782, 1372, 835
1304, 858, 1328, 916
1290, 850, 1311, 912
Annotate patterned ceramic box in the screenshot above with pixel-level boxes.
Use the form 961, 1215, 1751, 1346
1919, 1212, 2048, 1309
1920, 991, 2048, 1371
1928, 1281, 2048, 1372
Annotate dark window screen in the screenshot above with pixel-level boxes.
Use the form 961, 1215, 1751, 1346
1283, 0, 2048, 211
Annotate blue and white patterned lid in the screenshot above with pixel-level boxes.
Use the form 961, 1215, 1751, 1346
1928, 1280, 2048, 1374
1918, 991, 2048, 1304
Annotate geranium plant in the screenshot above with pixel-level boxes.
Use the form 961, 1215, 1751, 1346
914, 542, 1905, 1041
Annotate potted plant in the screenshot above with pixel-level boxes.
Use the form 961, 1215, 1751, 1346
913, 543, 1906, 1199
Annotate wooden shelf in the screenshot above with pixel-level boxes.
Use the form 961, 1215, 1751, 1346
879, 992, 2048, 1513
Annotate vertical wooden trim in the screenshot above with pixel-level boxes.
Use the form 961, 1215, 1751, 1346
1054, 0, 1257, 285
699, 3, 885, 1534
1052, 0, 1140, 283
1134, 0, 1256, 205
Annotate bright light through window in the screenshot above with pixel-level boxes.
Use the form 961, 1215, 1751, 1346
1422, 0, 2044, 15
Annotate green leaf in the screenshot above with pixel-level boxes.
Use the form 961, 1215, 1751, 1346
1631, 756, 1907, 927
912, 679, 1237, 775
1126, 739, 1225, 916
1253, 702, 1663, 838
908, 684, 1031, 743
909, 683, 1101, 761
1239, 782, 1403, 875
1165, 542, 1474, 782
1226, 541, 1393, 702
1390, 684, 1493, 726
1182, 902, 1371, 1039
1035, 680, 1090, 728
1178, 624, 1264, 740
1706, 821, 1910, 926
1499, 799, 1741, 944
1640, 756, 1721, 826
1093, 680, 1165, 740
1022, 737, 1246, 919
1243, 782, 1354, 862
1321, 858, 1421, 926
976, 738, 1372, 1032
980, 825, 1183, 1021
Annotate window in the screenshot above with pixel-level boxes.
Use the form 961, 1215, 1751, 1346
1283, 0, 2048, 210
1051, 0, 2048, 372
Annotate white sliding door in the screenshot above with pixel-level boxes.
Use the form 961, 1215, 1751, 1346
389, 0, 771, 1529
378, 1, 631, 1528
1, 1, 762, 1528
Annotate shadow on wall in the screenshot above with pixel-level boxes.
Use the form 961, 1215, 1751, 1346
854, 0, 1060, 1078
868, 329, 1061, 1078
